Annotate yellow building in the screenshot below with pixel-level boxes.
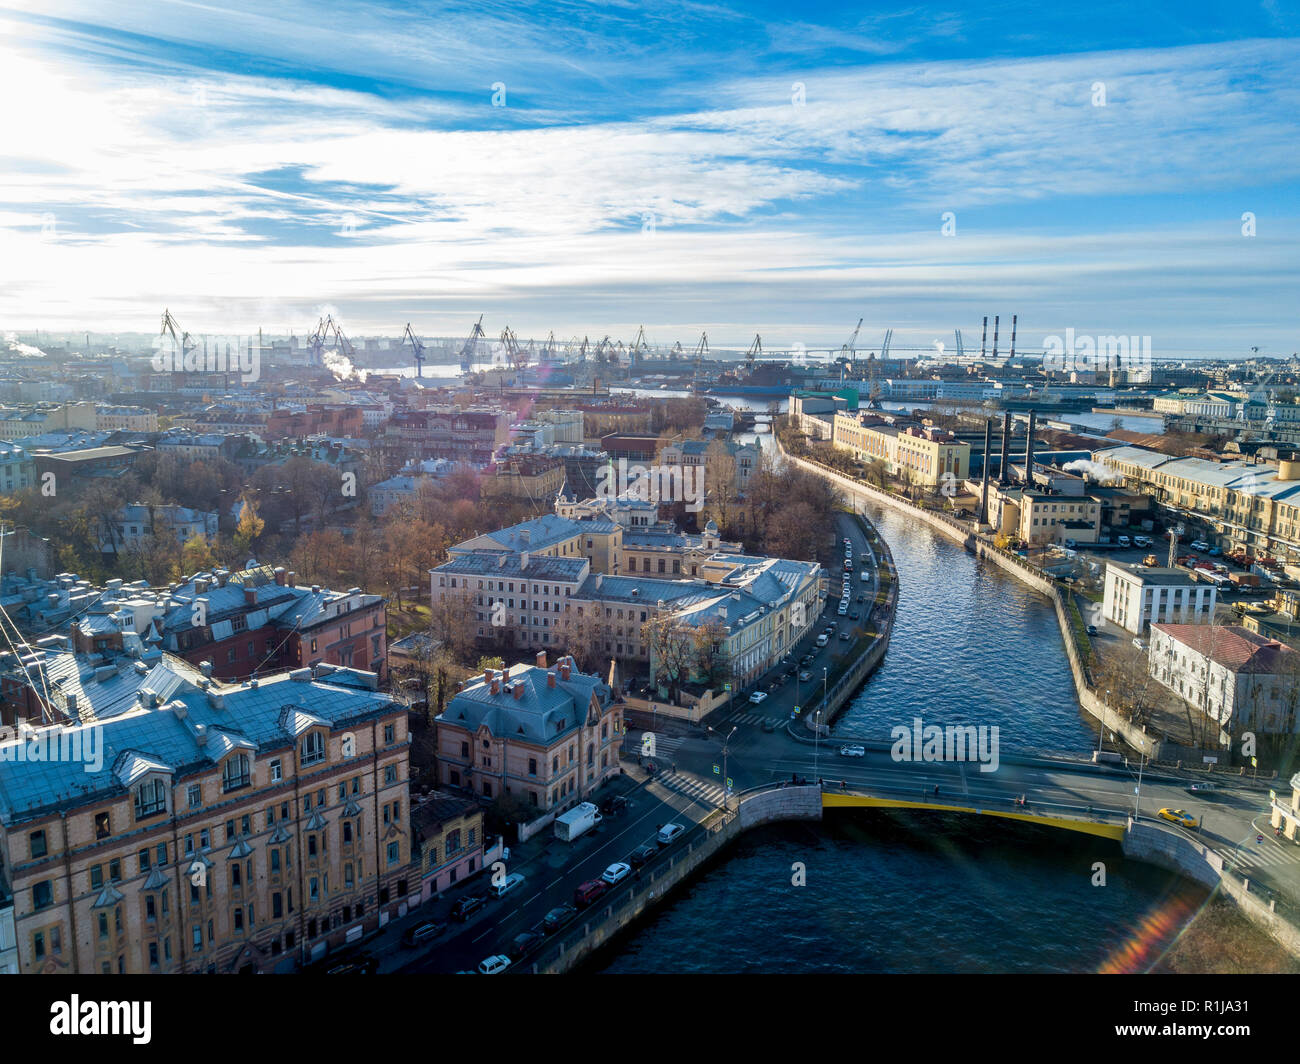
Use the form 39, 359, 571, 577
832, 415, 970, 488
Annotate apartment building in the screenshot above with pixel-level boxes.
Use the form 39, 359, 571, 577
95, 406, 158, 433
0, 402, 97, 441
831, 415, 970, 488
434, 653, 623, 811
411, 792, 487, 901
0, 440, 36, 493
383, 406, 512, 466
0, 657, 411, 974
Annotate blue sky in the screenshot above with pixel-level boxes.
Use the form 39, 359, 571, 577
1, 0, 1297, 356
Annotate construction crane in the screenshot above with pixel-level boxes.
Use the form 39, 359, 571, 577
954, 329, 965, 360
630, 326, 650, 366
159, 309, 196, 369
307, 314, 356, 370
459, 314, 487, 372
692, 331, 709, 371
747, 334, 763, 366
839, 318, 863, 368
401, 322, 425, 378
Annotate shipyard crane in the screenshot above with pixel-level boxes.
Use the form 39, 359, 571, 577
499, 326, 528, 372
671, 340, 684, 358
693, 331, 709, 371
159, 308, 198, 371
747, 334, 763, 366
839, 318, 863, 368
459, 314, 487, 372
611, 340, 626, 368
578, 336, 590, 363
307, 313, 356, 370
630, 326, 650, 366
401, 322, 426, 378
544, 331, 558, 360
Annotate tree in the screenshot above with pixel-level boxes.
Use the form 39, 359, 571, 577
691, 617, 729, 688
557, 606, 613, 674
233, 496, 265, 558
179, 533, 216, 575
429, 586, 479, 665
703, 440, 739, 533
641, 612, 697, 703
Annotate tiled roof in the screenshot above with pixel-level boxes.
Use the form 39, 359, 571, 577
1151, 623, 1298, 673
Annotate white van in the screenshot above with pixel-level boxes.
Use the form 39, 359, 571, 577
489, 872, 525, 899
816, 633, 829, 647
1116, 535, 1131, 548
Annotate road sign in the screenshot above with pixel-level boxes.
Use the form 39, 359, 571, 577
726, 778, 733, 789
712, 764, 720, 775
1251, 756, 1258, 767
724, 683, 731, 691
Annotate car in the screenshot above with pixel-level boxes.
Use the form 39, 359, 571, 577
629, 843, 657, 866
508, 930, 545, 959
402, 921, 445, 947
489, 871, 525, 898
1086, 624, 1097, 636
573, 879, 608, 908
542, 904, 577, 931
839, 632, 850, 641
749, 691, 768, 704
837, 605, 848, 616
856, 594, 865, 603
849, 611, 859, 620
799, 670, 812, 682
1158, 808, 1197, 828
602, 861, 633, 884
600, 794, 630, 815
1208, 547, 1222, 557
1133, 535, 1152, 548
450, 895, 486, 921
839, 744, 866, 757
761, 717, 779, 732
657, 822, 685, 845
816, 634, 829, 646
1132, 638, 1146, 650
477, 954, 512, 975
1186, 782, 1220, 794
1191, 540, 1210, 552
844, 537, 851, 545
1116, 535, 1131, 548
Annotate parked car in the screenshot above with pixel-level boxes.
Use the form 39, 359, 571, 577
629, 844, 657, 866
1186, 782, 1220, 795
1116, 535, 1131, 548
849, 611, 859, 620
839, 744, 866, 757
508, 931, 545, 959
477, 954, 512, 975
542, 904, 577, 932
402, 921, 444, 948
450, 895, 486, 921
1086, 624, 1097, 635
816, 634, 830, 646
749, 691, 768, 704
573, 879, 608, 908
602, 862, 633, 885
600, 794, 630, 815
799, 671, 812, 682
1064, 539, 1077, 548
489, 872, 525, 899
657, 822, 685, 845
1191, 540, 1210, 552
1158, 807, 1197, 828
1132, 638, 1146, 651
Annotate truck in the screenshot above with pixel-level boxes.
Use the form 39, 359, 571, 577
1230, 570, 1260, 587
554, 802, 603, 842
859, 570, 870, 583
1141, 554, 1159, 567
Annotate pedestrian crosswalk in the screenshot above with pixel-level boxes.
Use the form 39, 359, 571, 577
1223, 839, 1300, 873
725, 711, 776, 727
654, 770, 727, 809
635, 733, 685, 759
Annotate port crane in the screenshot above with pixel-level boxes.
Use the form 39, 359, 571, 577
307, 314, 356, 370
839, 318, 863, 368
746, 334, 763, 366
693, 331, 709, 371
630, 326, 650, 366
459, 314, 487, 372
402, 323, 425, 378
159, 309, 196, 369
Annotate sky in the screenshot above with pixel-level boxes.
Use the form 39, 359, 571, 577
0, 0, 1297, 356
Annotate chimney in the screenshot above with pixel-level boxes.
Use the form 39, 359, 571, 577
560, 660, 571, 681
536, 650, 547, 668
548, 671, 556, 688
521, 551, 529, 570
1024, 411, 1037, 485
513, 681, 523, 700
483, 667, 493, 684
992, 315, 999, 359
195, 577, 210, 594
274, 567, 286, 586
1009, 314, 1017, 359
980, 417, 992, 524
200, 660, 213, 678
244, 587, 257, 606
490, 678, 500, 695
980, 316, 988, 359
998, 412, 1011, 486
520, 529, 531, 546
287, 571, 296, 587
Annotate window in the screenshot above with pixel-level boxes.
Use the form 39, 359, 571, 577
270, 758, 282, 782
384, 723, 395, 744
222, 754, 251, 793
528, 758, 537, 776
94, 811, 111, 839
109, 859, 121, 883
33, 880, 53, 910
90, 865, 104, 890
343, 821, 352, 844
138, 848, 151, 873
200, 829, 210, 850
384, 764, 397, 784
270, 846, 282, 874
187, 784, 201, 808
387, 841, 400, 866
29, 830, 46, 860
301, 731, 325, 766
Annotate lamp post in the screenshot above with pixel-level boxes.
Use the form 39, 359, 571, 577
1097, 690, 1110, 760
822, 667, 828, 717
814, 710, 822, 781
711, 725, 737, 812
1133, 737, 1147, 819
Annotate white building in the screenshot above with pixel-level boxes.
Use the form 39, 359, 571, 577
1149, 623, 1300, 737
100, 504, 219, 554
1102, 561, 1216, 634
0, 440, 36, 493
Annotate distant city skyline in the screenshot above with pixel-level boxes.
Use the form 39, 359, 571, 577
1, 2, 1297, 354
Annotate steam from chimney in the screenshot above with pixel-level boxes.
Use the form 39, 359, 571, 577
1063, 459, 1122, 485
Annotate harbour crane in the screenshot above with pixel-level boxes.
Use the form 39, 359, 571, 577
159, 309, 197, 369
630, 326, 650, 366
693, 331, 709, 371
401, 322, 425, 378
459, 314, 487, 372
746, 334, 763, 365
307, 314, 356, 369
839, 318, 863, 368
544, 331, 558, 360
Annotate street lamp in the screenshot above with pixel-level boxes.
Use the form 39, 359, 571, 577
1133, 737, 1147, 819
822, 667, 828, 717
708, 725, 738, 813
814, 710, 822, 782
1097, 690, 1110, 760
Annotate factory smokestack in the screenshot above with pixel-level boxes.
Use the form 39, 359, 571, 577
1009, 315, 1017, 359
992, 316, 1000, 360
998, 412, 1011, 486
1024, 411, 1037, 486
980, 417, 992, 524
981, 316, 988, 360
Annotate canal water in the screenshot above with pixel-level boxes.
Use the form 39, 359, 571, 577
594, 503, 1208, 973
